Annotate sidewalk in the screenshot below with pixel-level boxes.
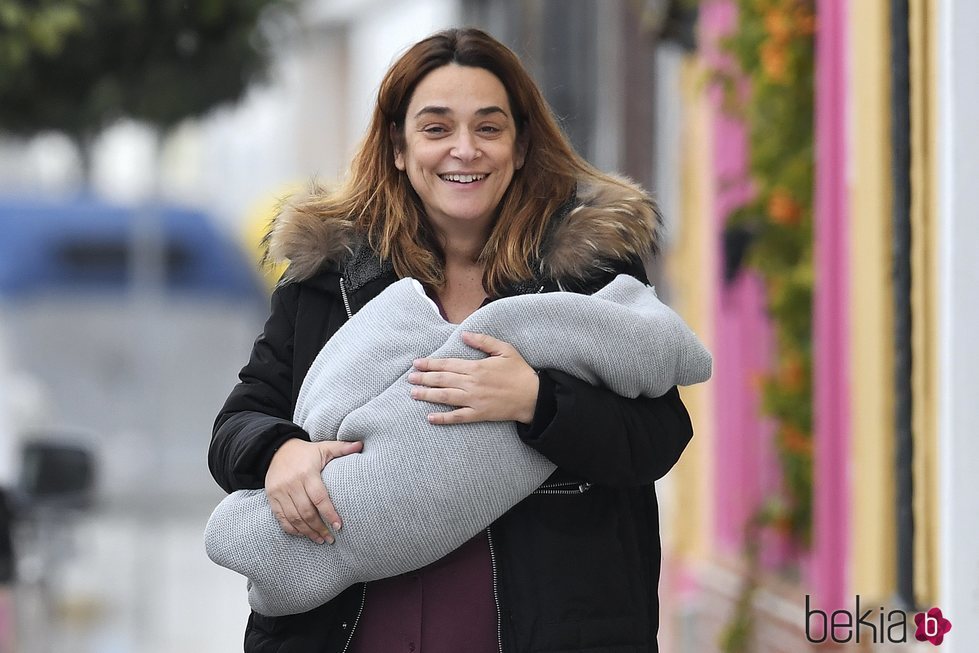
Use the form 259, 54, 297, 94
15, 499, 249, 653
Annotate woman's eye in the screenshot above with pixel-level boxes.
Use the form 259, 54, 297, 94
422, 125, 448, 135
478, 125, 502, 134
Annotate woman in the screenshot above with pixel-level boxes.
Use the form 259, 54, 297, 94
209, 27, 693, 653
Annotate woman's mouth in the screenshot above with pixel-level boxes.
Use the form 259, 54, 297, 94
438, 173, 488, 184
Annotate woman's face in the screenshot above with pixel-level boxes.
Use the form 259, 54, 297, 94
395, 64, 525, 236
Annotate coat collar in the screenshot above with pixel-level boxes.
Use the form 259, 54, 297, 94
265, 175, 661, 293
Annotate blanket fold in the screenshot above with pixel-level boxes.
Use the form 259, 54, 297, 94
205, 275, 711, 616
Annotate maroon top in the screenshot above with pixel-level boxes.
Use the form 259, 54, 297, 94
350, 288, 498, 652
347, 532, 498, 653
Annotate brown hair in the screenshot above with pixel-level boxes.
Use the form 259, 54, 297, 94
290, 27, 628, 294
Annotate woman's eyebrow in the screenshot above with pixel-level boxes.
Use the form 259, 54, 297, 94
475, 106, 508, 118
414, 106, 451, 118
413, 105, 509, 119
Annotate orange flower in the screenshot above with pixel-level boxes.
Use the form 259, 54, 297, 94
764, 9, 793, 43
793, 3, 817, 35
768, 277, 785, 301
780, 425, 812, 455
759, 38, 788, 82
778, 353, 806, 391
772, 512, 794, 535
767, 187, 803, 225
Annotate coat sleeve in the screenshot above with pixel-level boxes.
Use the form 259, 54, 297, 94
208, 282, 311, 493
516, 258, 694, 486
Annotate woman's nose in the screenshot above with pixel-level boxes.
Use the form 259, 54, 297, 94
450, 131, 480, 160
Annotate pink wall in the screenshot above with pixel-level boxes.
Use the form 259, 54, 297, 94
702, 0, 781, 557
702, 0, 850, 605
810, 0, 851, 612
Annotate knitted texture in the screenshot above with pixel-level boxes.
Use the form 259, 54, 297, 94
205, 275, 712, 616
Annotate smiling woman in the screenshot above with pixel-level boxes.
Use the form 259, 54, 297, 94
394, 64, 526, 236
208, 27, 699, 653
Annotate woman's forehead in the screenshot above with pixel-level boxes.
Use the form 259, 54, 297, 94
406, 65, 511, 117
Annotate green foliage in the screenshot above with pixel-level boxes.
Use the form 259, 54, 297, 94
714, 0, 816, 649
0, 0, 294, 139
0, 1, 88, 67
719, 0, 816, 548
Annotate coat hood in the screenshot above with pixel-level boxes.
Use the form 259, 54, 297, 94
264, 174, 662, 285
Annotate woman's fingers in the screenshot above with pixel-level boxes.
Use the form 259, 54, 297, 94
427, 406, 479, 425
286, 490, 333, 544
313, 440, 362, 533
297, 479, 337, 544
411, 357, 473, 374
269, 496, 299, 537
410, 385, 469, 406
316, 440, 364, 471
410, 334, 538, 423
460, 331, 511, 355
407, 370, 468, 389
305, 474, 342, 534
265, 438, 363, 544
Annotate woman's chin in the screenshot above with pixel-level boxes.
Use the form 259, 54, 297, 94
429, 207, 496, 229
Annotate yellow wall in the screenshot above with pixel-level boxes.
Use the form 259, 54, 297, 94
848, 0, 940, 604
848, 0, 897, 599
664, 55, 718, 560
909, 0, 939, 605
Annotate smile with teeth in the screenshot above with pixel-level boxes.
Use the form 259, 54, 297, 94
439, 173, 487, 184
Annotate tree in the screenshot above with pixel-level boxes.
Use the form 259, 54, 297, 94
0, 0, 293, 147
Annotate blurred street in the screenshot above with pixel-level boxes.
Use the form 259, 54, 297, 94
13, 501, 248, 653
2, 0, 979, 651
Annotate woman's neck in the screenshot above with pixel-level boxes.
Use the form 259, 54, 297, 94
440, 232, 488, 267
429, 213, 492, 265
432, 230, 489, 323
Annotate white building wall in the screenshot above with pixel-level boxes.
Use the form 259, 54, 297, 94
0, 0, 462, 234
190, 0, 462, 231
938, 0, 979, 650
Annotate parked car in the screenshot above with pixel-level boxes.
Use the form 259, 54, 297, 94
0, 195, 266, 649
0, 195, 266, 501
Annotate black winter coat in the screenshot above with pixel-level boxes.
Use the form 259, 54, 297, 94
208, 178, 694, 653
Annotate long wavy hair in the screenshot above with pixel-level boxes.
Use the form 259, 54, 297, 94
290, 27, 627, 294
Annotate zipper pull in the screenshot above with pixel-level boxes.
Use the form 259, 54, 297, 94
339, 276, 353, 318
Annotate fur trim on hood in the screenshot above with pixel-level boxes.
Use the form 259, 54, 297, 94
264, 174, 661, 284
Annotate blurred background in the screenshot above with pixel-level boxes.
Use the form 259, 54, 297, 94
0, 0, 976, 651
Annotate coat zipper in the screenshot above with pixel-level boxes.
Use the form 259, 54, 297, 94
339, 276, 353, 318
531, 480, 593, 495
486, 284, 560, 652
486, 526, 504, 653
338, 583, 367, 653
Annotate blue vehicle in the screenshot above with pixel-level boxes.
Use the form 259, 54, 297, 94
0, 194, 267, 497
0, 195, 267, 650
0, 196, 264, 300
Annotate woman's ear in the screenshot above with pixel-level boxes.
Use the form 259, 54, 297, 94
390, 123, 405, 170
515, 131, 529, 170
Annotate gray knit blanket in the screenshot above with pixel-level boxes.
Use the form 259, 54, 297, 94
205, 275, 711, 616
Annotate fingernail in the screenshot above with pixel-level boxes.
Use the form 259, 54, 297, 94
407, 373, 418, 383
315, 537, 325, 545
333, 521, 342, 531
410, 388, 419, 399
413, 358, 424, 366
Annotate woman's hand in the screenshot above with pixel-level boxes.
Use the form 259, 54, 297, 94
409, 332, 540, 425
265, 438, 363, 544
